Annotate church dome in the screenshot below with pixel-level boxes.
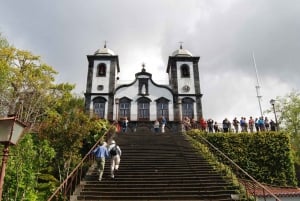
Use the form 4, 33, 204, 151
94, 43, 115, 56
172, 44, 192, 57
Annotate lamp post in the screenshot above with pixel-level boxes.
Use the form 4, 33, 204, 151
0, 117, 26, 201
270, 99, 279, 131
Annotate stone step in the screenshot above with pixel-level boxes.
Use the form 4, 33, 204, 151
76, 193, 234, 201
81, 182, 236, 189
72, 131, 238, 201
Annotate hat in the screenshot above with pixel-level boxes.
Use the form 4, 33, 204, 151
102, 142, 107, 146
110, 140, 116, 144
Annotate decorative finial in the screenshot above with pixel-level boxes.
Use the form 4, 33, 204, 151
104, 40, 107, 48
141, 62, 146, 72
179, 41, 183, 49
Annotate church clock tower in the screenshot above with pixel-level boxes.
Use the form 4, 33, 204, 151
166, 44, 203, 121
84, 43, 120, 120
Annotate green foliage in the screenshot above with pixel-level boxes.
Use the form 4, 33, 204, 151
3, 134, 56, 201
0, 37, 58, 122
38, 92, 110, 184
0, 33, 112, 200
272, 91, 300, 165
187, 130, 297, 187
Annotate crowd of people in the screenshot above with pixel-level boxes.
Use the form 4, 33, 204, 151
115, 114, 278, 134
183, 116, 278, 133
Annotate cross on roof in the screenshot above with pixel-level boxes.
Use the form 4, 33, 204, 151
141, 62, 146, 72
179, 41, 183, 49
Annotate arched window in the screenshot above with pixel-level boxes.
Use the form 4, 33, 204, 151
119, 97, 131, 120
182, 98, 194, 119
137, 97, 151, 121
156, 98, 169, 120
180, 64, 190, 78
93, 97, 106, 118
97, 63, 106, 77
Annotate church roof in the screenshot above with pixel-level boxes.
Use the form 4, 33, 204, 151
94, 43, 115, 56
172, 44, 192, 57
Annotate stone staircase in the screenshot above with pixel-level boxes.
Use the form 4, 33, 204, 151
72, 130, 240, 201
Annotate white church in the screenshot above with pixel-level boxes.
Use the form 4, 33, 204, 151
84, 43, 203, 131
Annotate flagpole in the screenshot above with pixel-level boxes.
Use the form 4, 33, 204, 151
252, 52, 263, 117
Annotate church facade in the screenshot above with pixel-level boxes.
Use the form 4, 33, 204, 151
84, 44, 203, 130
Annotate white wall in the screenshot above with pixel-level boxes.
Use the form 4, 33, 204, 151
115, 79, 173, 121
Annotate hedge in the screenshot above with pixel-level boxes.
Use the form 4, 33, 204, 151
186, 130, 297, 187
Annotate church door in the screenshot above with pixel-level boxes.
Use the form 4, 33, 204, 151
182, 98, 194, 120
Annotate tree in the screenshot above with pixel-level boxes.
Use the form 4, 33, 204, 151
0, 39, 58, 128
3, 134, 56, 201
0, 33, 111, 199
269, 91, 300, 164
38, 84, 110, 183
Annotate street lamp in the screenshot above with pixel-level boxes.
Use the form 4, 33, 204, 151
270, 99, 279, 131
0, 117, 26, 201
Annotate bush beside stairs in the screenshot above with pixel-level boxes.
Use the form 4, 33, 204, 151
71, 129, 240, 201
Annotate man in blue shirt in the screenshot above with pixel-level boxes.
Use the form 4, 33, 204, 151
93, 141, 109, 181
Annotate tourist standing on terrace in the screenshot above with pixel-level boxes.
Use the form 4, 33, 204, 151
248, 116, 254, 133
222, 118, 231, 133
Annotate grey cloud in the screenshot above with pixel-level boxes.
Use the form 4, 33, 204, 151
1, 0, 299, 121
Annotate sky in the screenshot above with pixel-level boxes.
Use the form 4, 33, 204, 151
0, 0, 299, 123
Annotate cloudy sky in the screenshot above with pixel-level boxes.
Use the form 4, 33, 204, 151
1, 0, 299, 123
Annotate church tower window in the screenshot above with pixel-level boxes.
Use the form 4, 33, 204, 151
97, 63, 106, 77
180, 64, 190, 78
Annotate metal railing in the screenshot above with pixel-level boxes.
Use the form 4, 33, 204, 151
47, 126, 115, 201
187, 132, 282, 201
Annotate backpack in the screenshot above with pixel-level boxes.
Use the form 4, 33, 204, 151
109, 146, 117, 156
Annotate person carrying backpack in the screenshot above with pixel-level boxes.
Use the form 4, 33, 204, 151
108, 140, 122, 179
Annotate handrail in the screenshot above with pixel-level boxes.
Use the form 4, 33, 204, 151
188, 133, 282, 201
47, 125, 115, 201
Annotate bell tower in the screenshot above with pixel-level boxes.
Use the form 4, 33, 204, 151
84, 43, 120, 120
166, 44, 203, 120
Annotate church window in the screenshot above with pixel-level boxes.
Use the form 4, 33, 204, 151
180, 64, 190, 78
93, 97, 106, 118
182, 98, 194, 119
137, 97, 151, 121
156, 98, 169, 120
97, 63, 106, 77
119, 98, 131, 120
